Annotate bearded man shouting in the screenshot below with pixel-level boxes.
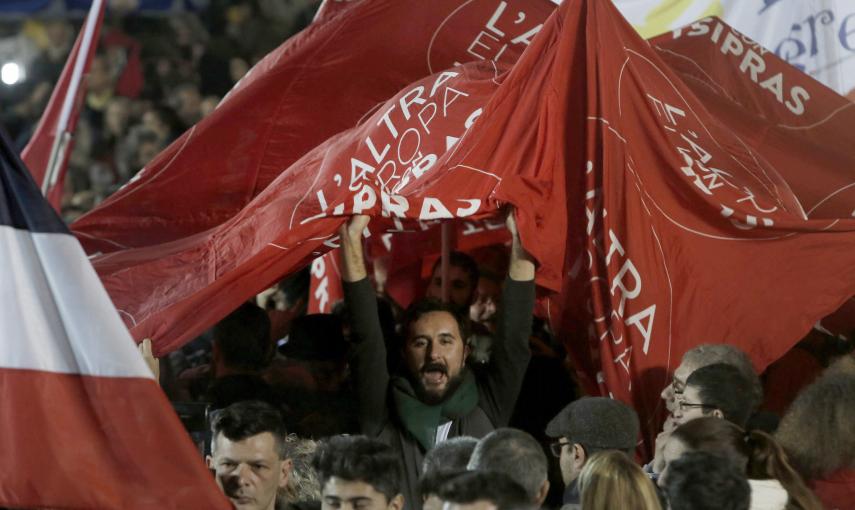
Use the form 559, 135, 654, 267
339, 211, 535, 509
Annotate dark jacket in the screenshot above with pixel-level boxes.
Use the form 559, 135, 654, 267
343, 277, 535, 509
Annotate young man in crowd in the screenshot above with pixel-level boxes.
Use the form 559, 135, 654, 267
207, 400, 293, 510
467, 428, 550, 507
673, 363, 758, 428
420, 437, 479, 510
544, 397, 640, 509
339, 211, 536, 508
435, 470, 533, 510
312, 435, 404, 510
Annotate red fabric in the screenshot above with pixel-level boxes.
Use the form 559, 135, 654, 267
308, 250, 343, 314
72, 2, 855, 455
102, 28, 144, 99
21, 4, 106, 210
761, 347, 823, 416
89, 62, 506, 355
450, 4, 855, 449
72, 0, 556, 254
811, 469, 855, 510
0, 368, 230, 509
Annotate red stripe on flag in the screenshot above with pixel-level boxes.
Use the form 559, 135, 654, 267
0, 368, 230, 510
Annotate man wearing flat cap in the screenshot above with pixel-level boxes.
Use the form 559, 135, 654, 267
545, 397, 640, 509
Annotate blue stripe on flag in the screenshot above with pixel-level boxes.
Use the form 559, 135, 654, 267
0, 127, 68, 234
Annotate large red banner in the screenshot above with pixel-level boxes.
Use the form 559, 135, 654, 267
72, 0, 556, 254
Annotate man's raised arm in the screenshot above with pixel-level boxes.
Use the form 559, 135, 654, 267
480, 209, 536, 426
339, 215, 390, 436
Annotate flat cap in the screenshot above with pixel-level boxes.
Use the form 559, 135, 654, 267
545, 397, 639, 451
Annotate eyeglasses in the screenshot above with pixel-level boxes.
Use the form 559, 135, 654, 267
670, 379, 686, 397
549, 441, 570, 458
677, 401, 717, 412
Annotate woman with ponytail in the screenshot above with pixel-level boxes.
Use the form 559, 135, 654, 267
659, 417, 822, 510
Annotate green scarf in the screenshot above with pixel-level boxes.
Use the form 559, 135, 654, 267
390, 371, 479, 451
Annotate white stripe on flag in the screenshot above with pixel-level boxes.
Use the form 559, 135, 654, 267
0, 225, 152, 378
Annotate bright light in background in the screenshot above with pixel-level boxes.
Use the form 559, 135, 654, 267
1, 62, 22, 85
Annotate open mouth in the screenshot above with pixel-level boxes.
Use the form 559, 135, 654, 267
421, 364, 448, 386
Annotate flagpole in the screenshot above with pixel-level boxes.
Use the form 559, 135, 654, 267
441, 221, 450, 303
41, 0, 105, 195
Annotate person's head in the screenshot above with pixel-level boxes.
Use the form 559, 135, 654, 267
662, 417, 821, 509
662, 344, 762, 415
469, 272, 502, 332
282, 314, 348, 392
435, 470, 532, 510
466, 428, 549, 505
775, 371, 855, 480
674, 363, 756, 427
664, 451, 750, 510
578, 451, 662, 510
420, 437, 479, 510
104, 97, 131, 137
172, 81, 203, 126
208, 401, 292, 510
400, 299, 471, 405
141, 104, 180, 142
545, 397, 640, 486
312, 435, 404, 510
213, 302, 273, 375
426, 251, 479, 312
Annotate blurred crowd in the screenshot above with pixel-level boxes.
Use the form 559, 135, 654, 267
0, 0, 319, 221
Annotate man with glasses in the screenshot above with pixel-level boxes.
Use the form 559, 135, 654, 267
673, 363, 758, 428
544, 397, 640, 509
649, 344, 763, 477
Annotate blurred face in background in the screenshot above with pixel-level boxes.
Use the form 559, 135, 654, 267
469, 276, 501, 333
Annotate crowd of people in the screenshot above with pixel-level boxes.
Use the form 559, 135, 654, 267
6, 3, 855, 510
1, 0, 318, 221
144, 213, 855, 510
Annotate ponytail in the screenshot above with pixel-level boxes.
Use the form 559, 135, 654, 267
745, 430, 823, 510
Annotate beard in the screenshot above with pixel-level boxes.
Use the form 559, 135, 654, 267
410, 362, 468, 406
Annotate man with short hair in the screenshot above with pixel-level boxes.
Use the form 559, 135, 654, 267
467, 428, 550, 506
544, 397, 640, 508
312, 435, 404, 510
436, 470, 533, 510
207, 400, 293, 510
425, 251, 480, 314
420, 437, 479, 510
674, 363, 757, 428
664, 451, 751, 510
339, 212, 535, 508
660, 344, 762, 415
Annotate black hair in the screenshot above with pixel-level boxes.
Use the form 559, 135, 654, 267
401, 298, 471, 347
686, 363, 755, 428
467, 428, 548, 502
429, 251, 480, 291
312, 435, 402, 502
419, 437, 479, 497
213, 302, 272, 371
435, 470, 532, 510
665, 451, 750, 510
210, 400, 287, 457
